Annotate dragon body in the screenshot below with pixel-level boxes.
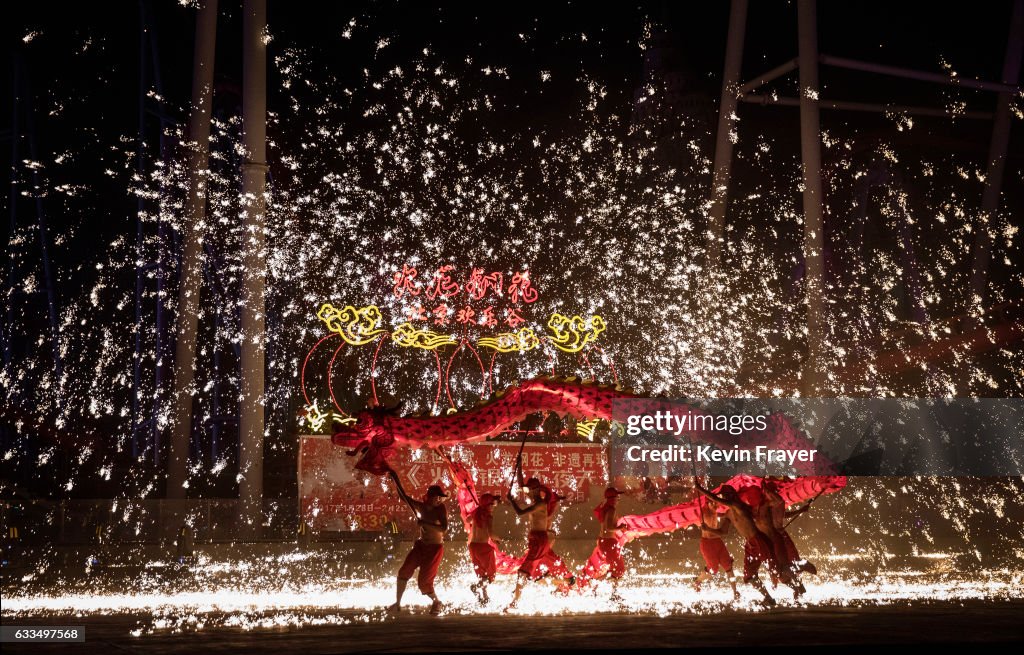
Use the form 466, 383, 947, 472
332, 376, 839, 476
576, 474, 845, 585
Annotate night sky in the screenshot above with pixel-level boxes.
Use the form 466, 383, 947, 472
3, 1, 1019, 288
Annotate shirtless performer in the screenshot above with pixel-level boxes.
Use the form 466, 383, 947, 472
468, 493, 501, 605
746, 485, 807, 594
745, 483, 806, 597
583, 487, 627, 599
506, 477, 573, 610
693, 495, 740, 600
696, 483, 801, 606
387, 472, 448, 616
763, 479, 815, 575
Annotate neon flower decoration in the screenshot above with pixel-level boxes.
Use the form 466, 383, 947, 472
477, 327, 540, 353
546, 313, 607, 352
317, 303, 386, 346
391, 322, 458, 350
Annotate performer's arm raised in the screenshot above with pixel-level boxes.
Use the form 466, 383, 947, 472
695, 484, 738, 510
506, 493, 540, 516
389, 470, 424, 515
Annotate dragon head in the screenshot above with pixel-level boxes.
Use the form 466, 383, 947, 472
331, 405, 402, 475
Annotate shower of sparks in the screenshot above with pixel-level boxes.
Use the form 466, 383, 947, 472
1, 7, 1022, 632
3, 552, 1022, 635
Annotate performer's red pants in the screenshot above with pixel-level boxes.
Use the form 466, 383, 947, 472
779, 530, 800, 562
766, 529, 802, 576
699, 537, 734, 574
397, 540, 444, 596
518, 530, 570, 579
743, 532, 789, 584
469, 541, 497, 582
597, 537, 626, 579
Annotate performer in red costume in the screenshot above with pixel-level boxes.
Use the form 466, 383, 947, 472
696, 483, 802, 606
581, 487, 627, 599
763, 479, 816, 575
387, 472, 448, 616
468, 492, 501, 605
506, 477, 574, 611
744, 484, 806, 595
693, 495, 740, 600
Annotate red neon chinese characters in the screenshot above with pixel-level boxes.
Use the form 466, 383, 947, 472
433, 304, 450, 326
504, 308, 526, 329
508, 271, 538, 304
465, 268, 504, 301
392, 265, 541, 329
479, 306, 498, 328
405, 304, 427, 322
392, 264, 422, 298
426, 265, 461, 300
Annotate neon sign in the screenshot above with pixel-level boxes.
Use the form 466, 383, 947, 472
301, 400, 355, 433
300, 264, 616, 426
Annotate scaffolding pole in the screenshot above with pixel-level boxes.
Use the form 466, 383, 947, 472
23, 68, 62, 387
798, 0, 826, 396
238, 0, 268, 538
707, 0, 748, 269
168, 0, 219, 499
3, 58, 21, 369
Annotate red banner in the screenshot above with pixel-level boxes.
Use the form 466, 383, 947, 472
298, 436, 607, 533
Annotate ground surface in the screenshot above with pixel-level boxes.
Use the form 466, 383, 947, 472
3, 599, 1023, 653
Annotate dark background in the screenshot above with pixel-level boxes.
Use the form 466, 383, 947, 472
1, 1, 1021, 501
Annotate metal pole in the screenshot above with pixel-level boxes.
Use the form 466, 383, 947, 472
707, 0, 748, 269
239, 0, 268, 539
970, 0, 1023, 308
740, 93, 994, 121
205, 247, 222, 464
24, 72, 62, 386
168, 0, 218, 499
4, 57, 21, 369
819, 54, 1021, 95
736, 58, 798, 97
798, 0, 826, 396
132, 5, 145, 459
147, 0, 172, 470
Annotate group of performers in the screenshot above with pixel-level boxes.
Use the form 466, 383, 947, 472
694, 480, 816, 606
384, 471, 817, 615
